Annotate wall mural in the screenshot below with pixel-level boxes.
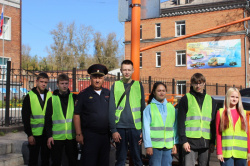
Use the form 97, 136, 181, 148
187, 39, 241, 69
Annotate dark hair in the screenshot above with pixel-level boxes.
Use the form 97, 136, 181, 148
57, 73, 69, 83
121, 60, 133, 66
37, 72, 49, 80
190, 73, 206, 84
148, 82, 167, 104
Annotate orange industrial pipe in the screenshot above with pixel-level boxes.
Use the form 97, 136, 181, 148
131, 0, 141, 81
140, 16, 250, 52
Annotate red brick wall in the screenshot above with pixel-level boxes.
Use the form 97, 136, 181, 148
125, 8, 249, 88
0, 4, 21, 69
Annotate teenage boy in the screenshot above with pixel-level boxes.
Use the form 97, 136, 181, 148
178, 73, 217, 166
109, 60, 145, 166
22, 72, 52, 166
45, 73, 77, 166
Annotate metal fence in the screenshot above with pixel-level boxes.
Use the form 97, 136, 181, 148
0, 62, 243, 126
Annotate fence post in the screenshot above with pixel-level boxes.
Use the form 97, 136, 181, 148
225, 84, 227, 95
73, 68, 76, 92
117, 72, 120, 81
240, 85, 242, 90
172, 78, 175, 94
216, 83, 218, 95
233, 84, 235, 88
5, 61, 11, 127
149, 76, 151, 93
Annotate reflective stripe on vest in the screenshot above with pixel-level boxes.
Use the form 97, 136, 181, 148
52, 93, 75, 140
150, 103, 175, 149
219, 108, 247, 159
185, 93, 212, 139
29, 90, 52, 136
114, 80, 142, 130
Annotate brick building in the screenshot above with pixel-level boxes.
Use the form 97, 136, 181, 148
0, 0, 21, 70
124, 0, 250, 94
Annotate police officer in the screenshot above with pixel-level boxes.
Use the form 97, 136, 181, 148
45, 73, 77, 166
22, 72, 52, 166
73, 64, 110, 166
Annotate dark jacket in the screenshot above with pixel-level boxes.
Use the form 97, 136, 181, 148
45, 89, 77, 138
178, 87, 217, 149
21, 87, 50, 137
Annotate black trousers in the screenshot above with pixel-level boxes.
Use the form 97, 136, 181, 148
28, 135, 50, 166
80, 130, 110, 166
51, 139, 77, 166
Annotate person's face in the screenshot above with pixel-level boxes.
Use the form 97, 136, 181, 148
57, 80, 69, 94
153, 84, 166, 103
91, 75, 104, 90
36, 78, 49, 93
192, 82, 205, 93
229, 91, 239, 108
121, 64, 134, 80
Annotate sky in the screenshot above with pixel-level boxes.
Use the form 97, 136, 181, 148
22, 0, 168, 58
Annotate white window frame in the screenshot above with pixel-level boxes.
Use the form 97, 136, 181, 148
140, 25, 142, 40
176, 80, 186, 94
0, 16, 11, 40
175, 20, 185, 37
176, 50, 186, 66
156, 52, 161, 67
155, 23, 161, 38
140, 53, 142, 68
0, 57, 11, 80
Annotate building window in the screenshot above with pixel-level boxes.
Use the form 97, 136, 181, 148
0, 57, 10, 80
176, 51, 186, 66
155, 23, 161, 38
0, 17, 11, 40
156, 52, 161, 67
176, 21, 185, 36
140, 25, 142, 40
176, 0, 180, 5
177, 81, 186, 94
140, 53, 142, 68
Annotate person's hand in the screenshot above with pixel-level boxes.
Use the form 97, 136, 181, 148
138, 133, 142, 145
112, 132, 122, 143
146, 147, 153, 156
47, 137, 54, 149
209, 143, 215, 153
28, 136, 36, 145
183, 142, 191, 152
247, 153, 250, 161
76, 133, 84, 145
172, 145, 177, 154
217, 155, 224, 163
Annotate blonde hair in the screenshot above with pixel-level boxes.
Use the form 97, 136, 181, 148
220, 87, 247, 132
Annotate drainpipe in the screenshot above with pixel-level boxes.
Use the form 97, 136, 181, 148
244, 9, 248, 88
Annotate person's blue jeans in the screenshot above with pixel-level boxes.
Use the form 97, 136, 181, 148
220, 157, 247, 166
115, 128, 143, 166
149, 148, 172, 166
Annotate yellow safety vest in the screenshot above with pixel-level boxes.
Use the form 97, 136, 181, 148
114, 80, 142, 130
29, 90, 52, 136
52, 93, 75, 140
185, 93, 212, 139
150, 102, 175, 149
219, 108, 247, 159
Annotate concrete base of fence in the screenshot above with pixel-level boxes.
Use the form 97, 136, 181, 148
0, 125, 23, 133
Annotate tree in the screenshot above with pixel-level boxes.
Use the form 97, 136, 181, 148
93, 32, 119, 70
21, 44, 39, 70
47, 22, 93, 70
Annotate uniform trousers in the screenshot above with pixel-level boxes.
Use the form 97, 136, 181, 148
51, 139, 77, 166
28, 135, 50, 166
80, 130, 110, 166
183, 148, 209, 166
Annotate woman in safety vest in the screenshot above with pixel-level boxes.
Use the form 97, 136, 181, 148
216, 87, 250, 166
143, 82, 178, 166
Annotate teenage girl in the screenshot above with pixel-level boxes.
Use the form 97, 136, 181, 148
143, 82, 178, 166
216, 87, 250, 166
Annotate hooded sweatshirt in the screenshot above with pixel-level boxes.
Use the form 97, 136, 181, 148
142, 98, 178, 148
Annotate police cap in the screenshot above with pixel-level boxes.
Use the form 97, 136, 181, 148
87, 64, 108, 76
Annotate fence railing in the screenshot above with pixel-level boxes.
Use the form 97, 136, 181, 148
0, 62, 244, 126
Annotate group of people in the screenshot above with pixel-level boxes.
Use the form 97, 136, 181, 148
21, 59, 250, 166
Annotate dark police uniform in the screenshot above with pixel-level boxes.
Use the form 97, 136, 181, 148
74, 64, 110, 166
